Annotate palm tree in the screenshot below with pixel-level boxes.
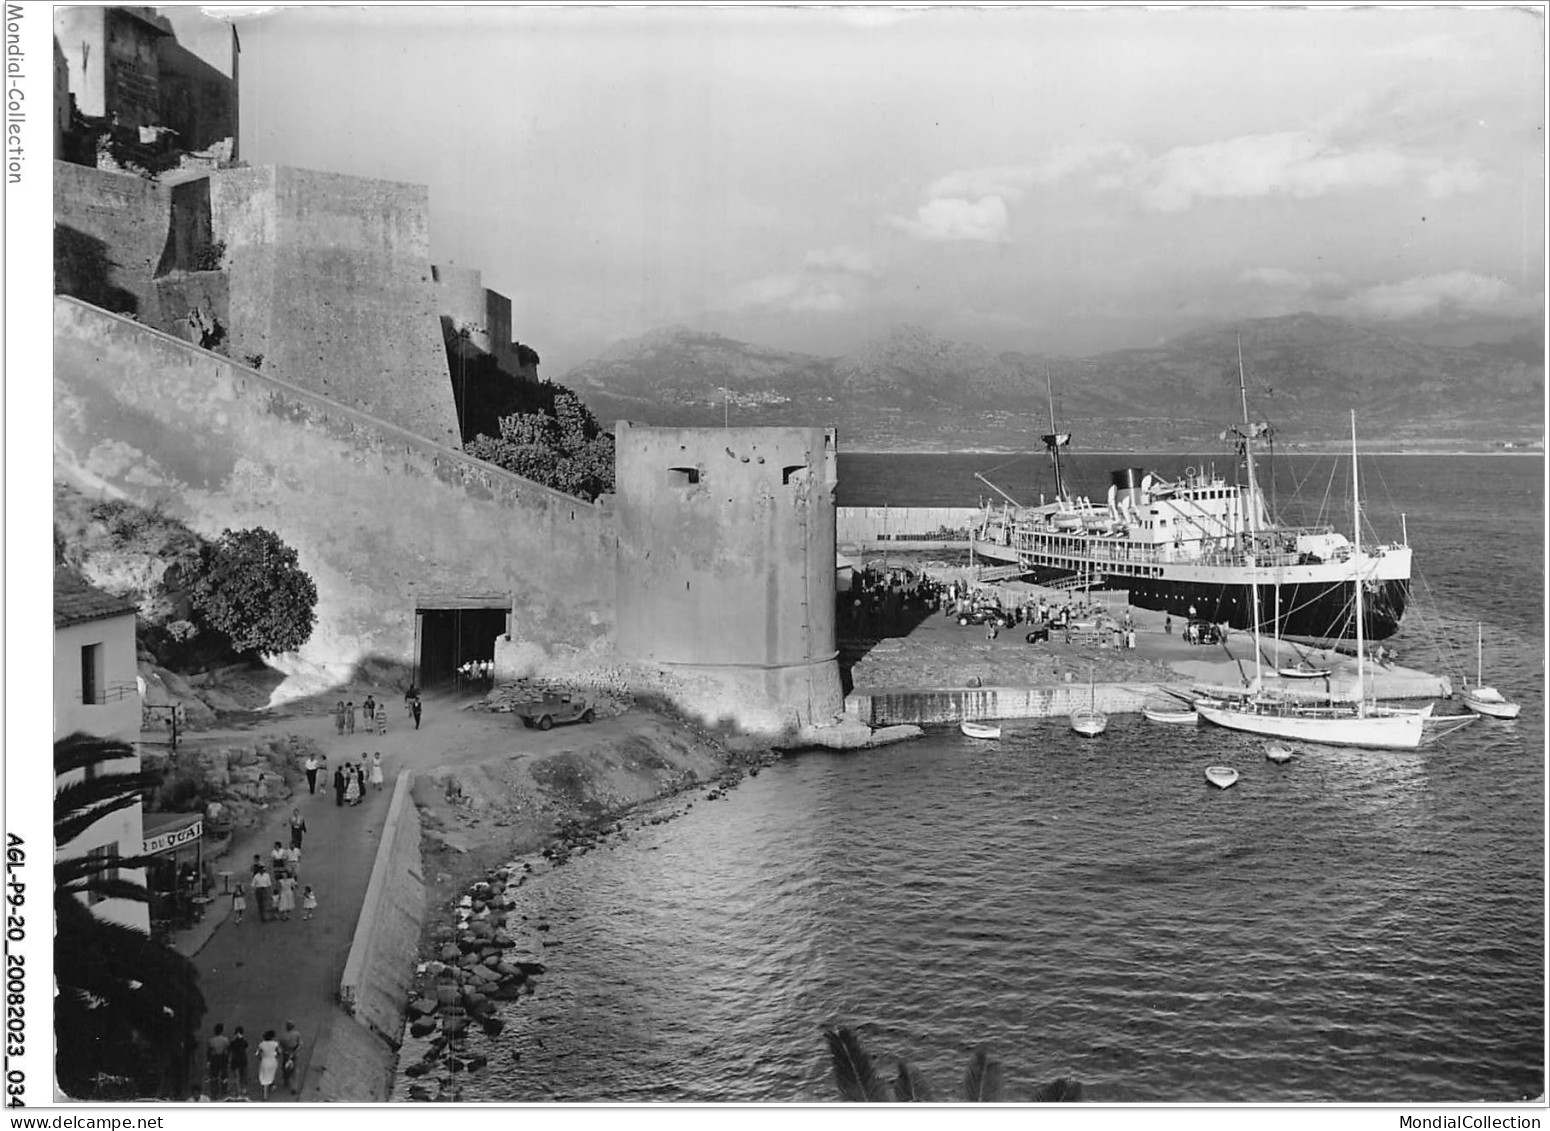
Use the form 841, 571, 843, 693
824, 1026, 1082, 1103
54, 733, 206, 1099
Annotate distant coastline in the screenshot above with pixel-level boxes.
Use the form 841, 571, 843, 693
840, 447, 1546, 457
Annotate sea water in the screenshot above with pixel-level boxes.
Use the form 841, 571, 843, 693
436, 454, 1545, 1103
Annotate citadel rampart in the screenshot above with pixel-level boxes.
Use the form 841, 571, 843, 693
210, 166, 461, 447
613, 422, 844, 730
54, 296, 614, 689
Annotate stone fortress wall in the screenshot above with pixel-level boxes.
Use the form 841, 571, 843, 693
613, 423, 844, 730
54, 296, 616, 692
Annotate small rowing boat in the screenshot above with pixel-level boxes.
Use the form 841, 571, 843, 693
1143, 704, 1197, 724
1205, 766, 1240, 789
1277, 662, 1331, 680
960, 720, 1002, 740
1264, 743, 1295, 764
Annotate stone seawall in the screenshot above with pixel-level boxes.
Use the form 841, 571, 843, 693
847, 682, 1190, 726
340, 770, 425, 1043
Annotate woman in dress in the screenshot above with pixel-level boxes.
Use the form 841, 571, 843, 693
231, 883, 246, 925
276, 873, 296, 921
256, 1029, 280, 1100
370, 751, 384, 791
376, 702, 389, 735
343, 765, 360, 807
355, 761, 367, 800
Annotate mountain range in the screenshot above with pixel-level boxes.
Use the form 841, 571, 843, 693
559, 314, 1544, 451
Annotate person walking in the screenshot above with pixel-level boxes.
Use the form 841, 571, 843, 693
289, 808, 307, 850
303, 754, 319, 795
231, 883, 247, 925
251, 865, 272, 923
227, 1025, 249, 1100
370, 751, 384, 791
345, 701, 356, 736
377, 701, 389, 735
302, 885, 317, 921
256, 1030, 280, 1101
333, 701, 345, 737
333, 764, 346, 807
343, 766, 361, 807
356, 761, 368, 801
278, 1021, 302, 1096
362, 694, 376, 724
205, 1024, 230, 1100
276, 873, 296, 921
410, 695, 422, 730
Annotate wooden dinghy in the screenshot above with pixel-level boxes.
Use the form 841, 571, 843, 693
1143, 704, 1198, 724
960, 720, 1002, 740
1264, 743, 1295, 764
1204, 765, 1240, 789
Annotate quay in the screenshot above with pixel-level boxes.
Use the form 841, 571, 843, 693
839, 572, 1453, 727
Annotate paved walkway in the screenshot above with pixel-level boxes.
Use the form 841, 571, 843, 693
175, 702, 434, 1102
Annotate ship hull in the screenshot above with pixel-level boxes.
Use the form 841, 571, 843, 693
971, 541, 1409, 640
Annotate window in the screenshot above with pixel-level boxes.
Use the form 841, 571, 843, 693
83, 842, 118, 905
667, 466, 700, 486
81, 642, 104, 705
782, 464, 809, 485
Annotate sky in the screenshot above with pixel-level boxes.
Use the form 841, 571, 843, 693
223, 6, 1543, 372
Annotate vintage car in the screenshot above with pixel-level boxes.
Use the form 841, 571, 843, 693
957, 605, 1013, 628
514, 691, 596, 730
1184, 620, 1224, 646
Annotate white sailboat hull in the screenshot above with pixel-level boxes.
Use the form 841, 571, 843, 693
1195, 701, 1425, 749
1069, 709, 1108, 737
1464, 692, 1521, 719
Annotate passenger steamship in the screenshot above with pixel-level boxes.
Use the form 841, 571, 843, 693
969, 367, 1411, 642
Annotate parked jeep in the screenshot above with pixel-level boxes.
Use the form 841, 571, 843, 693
514, 691, 595, 730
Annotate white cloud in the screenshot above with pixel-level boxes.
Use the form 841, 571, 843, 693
1336, 270, 1529, 321
891, 195, 1009, 243
722, 244, 885, 312
926, 144, 1142, 201
1138, 131, 1490, 212
802, 245, 878, 276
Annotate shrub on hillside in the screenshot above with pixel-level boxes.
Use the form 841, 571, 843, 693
189, 527, 318, 656
466, 391, 616, 502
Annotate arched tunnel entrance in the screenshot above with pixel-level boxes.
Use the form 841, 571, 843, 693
414, 597, 511, 690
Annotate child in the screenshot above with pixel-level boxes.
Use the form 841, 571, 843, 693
302, 885, 317, 920
232, 883, 247, 924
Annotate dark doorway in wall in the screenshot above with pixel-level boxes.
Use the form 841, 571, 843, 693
415, 606, 510, 689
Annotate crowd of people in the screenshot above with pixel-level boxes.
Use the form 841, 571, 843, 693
196, 1020, 304, 1101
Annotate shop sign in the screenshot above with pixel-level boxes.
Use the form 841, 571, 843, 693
143, 818, 203, 856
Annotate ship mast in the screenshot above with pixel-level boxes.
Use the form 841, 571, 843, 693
1041, 366, 1069, 502
1235, 335, 1262, 543
1352, 409, 1366, 717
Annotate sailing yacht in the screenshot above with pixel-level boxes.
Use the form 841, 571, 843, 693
1192, 389, 1427, 749
1070, 664, 1108, 737
1462, 624, 1521, 719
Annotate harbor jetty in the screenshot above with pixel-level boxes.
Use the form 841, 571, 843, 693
839, 566, 1452, 727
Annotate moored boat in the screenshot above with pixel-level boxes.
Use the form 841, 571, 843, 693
1205, 766, 1240, 789
1143, 704, 1198, 724
1277, 662, 1331, 679
1191, 408, 1427, 751
972, 361, 1410, 642
1462, 624, 1521, 719
1264, 743, 1295, 764
1070, 665, 1108, 737
960, 720, 1002, 740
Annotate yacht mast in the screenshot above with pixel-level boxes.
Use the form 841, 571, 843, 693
1352, 410, 1366, 716
1239, 338, 1264, 689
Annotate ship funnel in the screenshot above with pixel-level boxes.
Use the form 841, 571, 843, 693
1110, 467, 1147, 508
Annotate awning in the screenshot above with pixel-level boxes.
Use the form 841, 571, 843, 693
142, 812, 204, 856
